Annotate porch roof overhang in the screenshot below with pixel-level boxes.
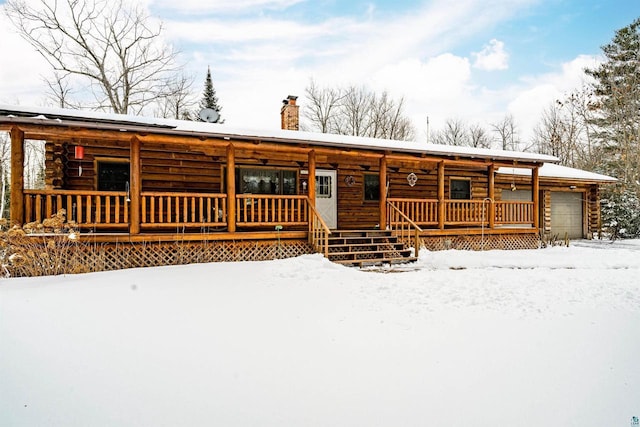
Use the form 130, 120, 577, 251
0, 104, 558, 167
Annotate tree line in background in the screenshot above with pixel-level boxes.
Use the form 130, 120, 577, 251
302, 80, 415, 140
1, 1, 639, 238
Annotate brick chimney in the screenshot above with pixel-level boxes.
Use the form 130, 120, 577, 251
280, 95, 299, 130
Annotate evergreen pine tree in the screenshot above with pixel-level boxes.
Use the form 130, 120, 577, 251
585, 18, 640, 237
198, 66, 223, 123
585, 18, 640, 188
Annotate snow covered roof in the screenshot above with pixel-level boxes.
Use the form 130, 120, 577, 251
0, 104, 559, 164
497, 163, 617, 183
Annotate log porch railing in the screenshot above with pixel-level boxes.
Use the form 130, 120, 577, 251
23, 190, 311, 231
235, 194, 308, 227
24, 189, 129, 229
495, 201, 534, 225
140, 192, 227, 229
23, 190, 535, 234
388, 198, 534, 227
387, 198, 438, 226
387, 201, 423, 257
445, 200, 488, 225
307, 197, 331, 257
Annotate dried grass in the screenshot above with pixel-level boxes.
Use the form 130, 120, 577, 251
0, 210, 88, 277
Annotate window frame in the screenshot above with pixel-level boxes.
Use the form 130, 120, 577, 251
94, 157, 130, 191
363, 173, 380, 202
449, 177, 471, 200
234, 166, 298, 195
315, 174, 332, 199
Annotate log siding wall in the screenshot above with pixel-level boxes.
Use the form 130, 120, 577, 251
46, 140, 223, 193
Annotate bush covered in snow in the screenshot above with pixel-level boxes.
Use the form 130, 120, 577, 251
601, 187, 640, 239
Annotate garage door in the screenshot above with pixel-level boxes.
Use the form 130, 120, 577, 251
551, 192, 583, 239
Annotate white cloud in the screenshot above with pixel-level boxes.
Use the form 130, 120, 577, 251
369, 54, 474, 132
166, 17, 356, 44
472, 39, 509, 71
383, 54, 473, 99
152, 0, 304, 14
508, 55, 600, 141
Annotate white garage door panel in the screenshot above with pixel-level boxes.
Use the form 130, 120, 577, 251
551, 192, 583, 239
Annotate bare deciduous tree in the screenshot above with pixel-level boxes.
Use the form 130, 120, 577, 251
432, 118, 468, 146
0, 133, 44, 219
0, 133, 11, 218
154, 74, 197, 120
567, 87, 600, 170
532, 100, 578, 167
5, 0, 179, 114
491, 114, 521, 151
24, 141, 45, 190
530, 88, 603, 170
302, 79, 344, 134
468, 123, 491, 148
334, 85, 371, 137
302, 80, 415, 140
45, 72, 79, 109
369, 92, 414, 140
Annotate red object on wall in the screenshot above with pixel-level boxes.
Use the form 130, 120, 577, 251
74, 146, 84, 160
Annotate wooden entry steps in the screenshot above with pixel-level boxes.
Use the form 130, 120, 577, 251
327, 229, 418, 267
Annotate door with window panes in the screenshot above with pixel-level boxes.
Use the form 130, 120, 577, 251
315, 170, 337, 229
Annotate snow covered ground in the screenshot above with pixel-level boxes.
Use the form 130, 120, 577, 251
1, 239, 639, 426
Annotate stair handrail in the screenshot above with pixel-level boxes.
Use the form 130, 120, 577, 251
306, 197, 331, 257
386, 201, 423, 258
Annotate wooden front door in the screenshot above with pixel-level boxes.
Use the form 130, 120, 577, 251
315, 169, 337, 229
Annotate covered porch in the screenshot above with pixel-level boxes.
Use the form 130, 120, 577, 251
4, 109, 545, 261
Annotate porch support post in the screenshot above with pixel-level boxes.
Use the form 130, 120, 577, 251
10, 126, 25, 226
488, 164, 495, 229
379, 155, 387, 229
129, 136, 141, 235
532, 165, 540, 230
307, 150, 316, 205
226, 144, 236, 232
438, 161, 445, 230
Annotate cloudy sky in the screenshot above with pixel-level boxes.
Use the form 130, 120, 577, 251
0, 0, 638, 143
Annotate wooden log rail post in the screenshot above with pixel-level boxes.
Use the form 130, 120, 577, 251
379, 155, 387, 229
533, 165, 540, 230
488, 164, 495, 229
438, 161, 445, 230
10, 126, 25, 226
130, 136, 142, 235
227, 144, 236, 232
308, 150, 316, 205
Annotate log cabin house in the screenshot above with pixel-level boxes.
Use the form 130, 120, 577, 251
0, 99, 616, 270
